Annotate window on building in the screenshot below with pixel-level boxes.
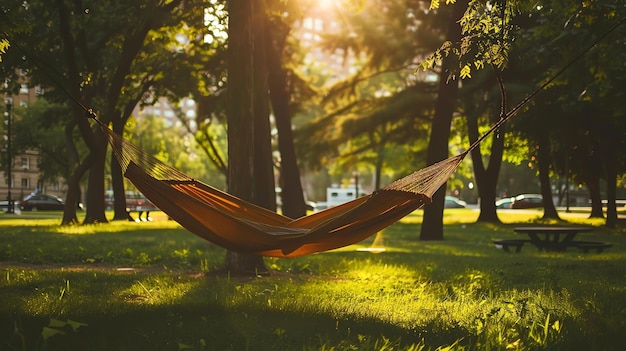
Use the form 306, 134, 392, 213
20, 84, 28, 94
21, 156, 29, 170
314, 19, 324, 31
21, 178, 29, 189
303, 18, 313, 30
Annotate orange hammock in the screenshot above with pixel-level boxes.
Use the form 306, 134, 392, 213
96, 118, 466, 257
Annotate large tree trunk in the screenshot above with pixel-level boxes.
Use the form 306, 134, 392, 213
111, 118, 134, 221
56, 0, 92, 225
467, 110, 504, 223
419, 0, 467, 241
586, 173, 604, 218
62, 155, 92, 225
82, 128, 109, 224
267, 16, 307, 219
224, 0, 273, 275
585, 144, 604, 218
537, 134, 560, 220
61, 122, 82, 225
62, 117, 97, 224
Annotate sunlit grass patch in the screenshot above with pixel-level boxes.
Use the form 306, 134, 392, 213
53, 215, 182, 235
118, 275, 200, 306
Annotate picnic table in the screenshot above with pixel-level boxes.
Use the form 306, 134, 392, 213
492, 226, 612, 253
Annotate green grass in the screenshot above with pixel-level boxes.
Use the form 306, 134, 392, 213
0, 209, 624, 350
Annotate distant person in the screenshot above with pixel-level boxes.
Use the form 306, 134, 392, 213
136, 210, 152, 222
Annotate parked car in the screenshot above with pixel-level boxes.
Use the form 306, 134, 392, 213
495, 197, 514, 209
311, 201, 328, 212
21, 193, 65, 211
444, 196, 467, 208
510, 194, 543, 209
0, 200, 21, 211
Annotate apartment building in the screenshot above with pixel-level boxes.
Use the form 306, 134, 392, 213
2, 89, 65, 205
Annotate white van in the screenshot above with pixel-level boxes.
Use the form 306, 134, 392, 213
326, 186, 367, 207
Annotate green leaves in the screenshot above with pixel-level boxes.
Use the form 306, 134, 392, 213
0, 38, 8, 62
460, 64, 472, 79
421, 0, 519, 80
429, 0, 457, 10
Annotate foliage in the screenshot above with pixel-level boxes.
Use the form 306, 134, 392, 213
0, 0, 224, 224
296, 0, 448, 186
0, 38, 7, 62
503, 0, 626, 218
129, 114, 226, 188
420, 0, 526, 80
7, 99, 80, 186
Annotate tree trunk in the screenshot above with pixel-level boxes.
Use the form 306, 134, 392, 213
585, 144, 604, 218
604, 123, 618, 228
61, 108, 99, 225
419, 0, 467, 241
56, 0, 91, 225
223, 0, 272, 275
605, 156, 617, 228
537, 134, 560, 220
82, 127, 109, 224
465, 81, 505, 224
586, 173, 604, 218
111, 118, 134, 221
61, 122, 81, 225
374, 147, 384, 190
267, 16, 307, 219
62, 155, 92, 225
468, 109, 504, 223
372, 126, 388, 191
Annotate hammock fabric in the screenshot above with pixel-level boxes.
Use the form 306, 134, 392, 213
97, 119, 466, 258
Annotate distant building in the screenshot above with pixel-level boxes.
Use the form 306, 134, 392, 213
3, 83, 66, 204
0, 149, 65, 202
132, 96, 197, 129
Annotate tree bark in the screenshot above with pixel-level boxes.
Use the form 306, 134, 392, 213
61, 122, 82, 225
56, 0, 91, 225
585, 144, 604, 218
536, 134, 560, 220
82, 128, 109, 224
605, 154, 617, 228
223, 0, 272, 275
603, 122, 618, 228
111, 118, 134, 221
266, 16, 307, 219
467, 110, 504, 223
419, 0, 468, 241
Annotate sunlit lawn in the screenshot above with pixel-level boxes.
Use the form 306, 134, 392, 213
0, 208, 624, 350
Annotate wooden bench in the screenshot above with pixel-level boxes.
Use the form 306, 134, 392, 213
570, 241, 613, 253
492, 239, 530, 253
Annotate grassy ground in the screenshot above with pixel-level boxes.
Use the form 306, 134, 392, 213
0, 208, 624, 350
